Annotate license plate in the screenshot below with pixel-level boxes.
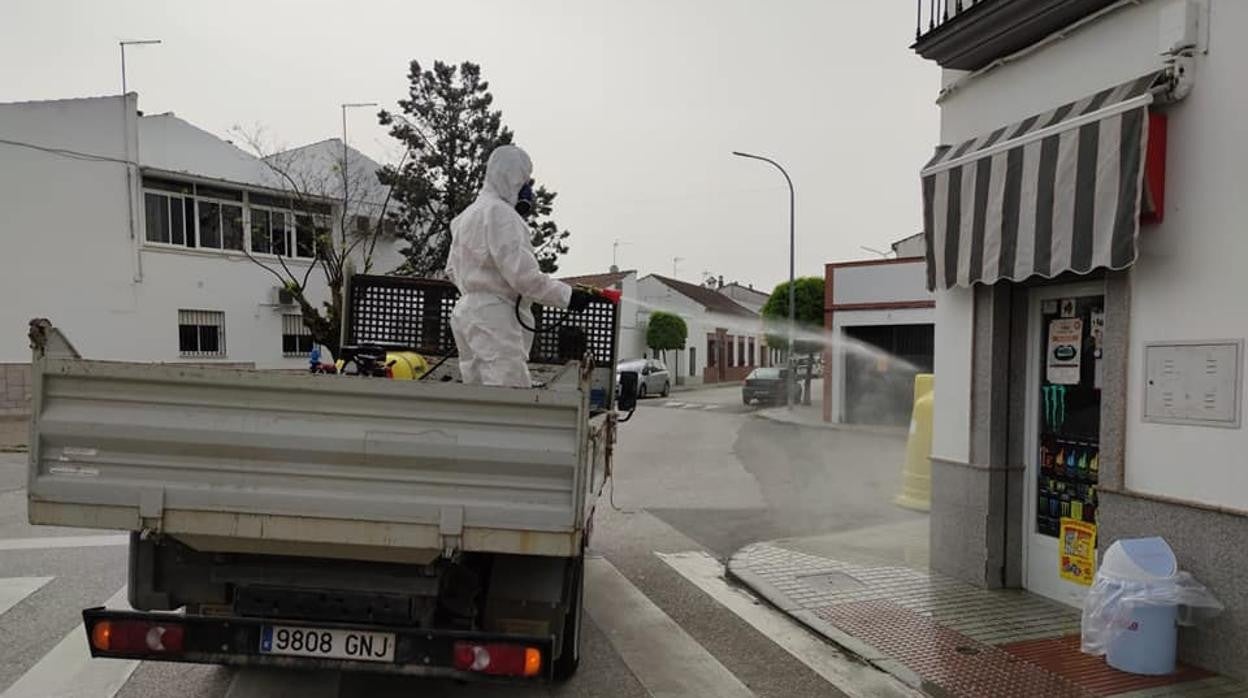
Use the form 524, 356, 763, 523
259, 625, 395, 663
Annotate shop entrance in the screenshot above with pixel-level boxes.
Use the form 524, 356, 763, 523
1023, 283, 1105, 607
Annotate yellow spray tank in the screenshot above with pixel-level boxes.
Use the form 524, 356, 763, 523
894, 373, 934, 512
384, 351, 430, 380
333, 351, 430, 380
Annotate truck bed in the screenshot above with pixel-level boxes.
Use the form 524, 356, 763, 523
28, 339, 606, 562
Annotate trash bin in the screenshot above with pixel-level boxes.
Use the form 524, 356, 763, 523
1082, 537, 1224, 676
1101, 538, 1178, 675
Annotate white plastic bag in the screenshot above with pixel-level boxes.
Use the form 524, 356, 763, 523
1081, 570, 1224, 656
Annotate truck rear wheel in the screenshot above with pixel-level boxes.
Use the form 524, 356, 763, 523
553, 556, 584, 681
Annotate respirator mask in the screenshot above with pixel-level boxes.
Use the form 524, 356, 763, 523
515, 179, 536, 217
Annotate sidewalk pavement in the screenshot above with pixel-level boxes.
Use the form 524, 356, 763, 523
728, 519, 1247, 698
755, 403, 909, 436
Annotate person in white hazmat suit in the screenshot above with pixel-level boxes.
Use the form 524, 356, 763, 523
446, 145, 594, 387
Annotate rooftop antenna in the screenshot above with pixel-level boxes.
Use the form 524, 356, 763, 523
120, 39, 161, 95
673, 256, 685, 277
612, 239, 632, 268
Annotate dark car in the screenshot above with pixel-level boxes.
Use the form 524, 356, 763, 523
616, 358, 671, 399
742, 367, 801, 406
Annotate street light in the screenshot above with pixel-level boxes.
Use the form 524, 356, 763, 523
119, 40, 161, 95
732, 150, 796, 410
341, 102, 379, 212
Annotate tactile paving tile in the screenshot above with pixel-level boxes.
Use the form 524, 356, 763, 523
1002, 635, 1215, 697
815, 600, 1095, 698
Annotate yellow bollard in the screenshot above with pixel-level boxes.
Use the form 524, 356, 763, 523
894, 373, 934, 512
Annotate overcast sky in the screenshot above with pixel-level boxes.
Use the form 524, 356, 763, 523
2, 0, 939, 290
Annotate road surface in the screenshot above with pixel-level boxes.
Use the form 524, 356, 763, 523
0, 383, 921, 697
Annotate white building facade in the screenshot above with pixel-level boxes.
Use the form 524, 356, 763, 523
914, 0, 1248, 678
821, 257, 933, 426
635, 275, 770, 385
0, 94, 398, 414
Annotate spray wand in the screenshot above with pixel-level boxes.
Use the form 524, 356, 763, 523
514, 285, 621, 333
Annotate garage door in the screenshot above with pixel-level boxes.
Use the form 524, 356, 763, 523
843, 324, 934, 425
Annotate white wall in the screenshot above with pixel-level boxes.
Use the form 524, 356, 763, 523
613, 273, 643, 364
635, 276, 767, 383
892, 233, 927, 258
934, 0, 1248, 509
128, 250, 329, 368
833, 260, 932, 305
0, 95, 136, 361
830, 307, 934, 422
931, 288, 973, 462
1123, 0, 1248, 509
0, 96, 334, 369
937, 1, 1181, 144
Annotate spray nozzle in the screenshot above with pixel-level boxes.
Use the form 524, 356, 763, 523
578, 285, 622, 305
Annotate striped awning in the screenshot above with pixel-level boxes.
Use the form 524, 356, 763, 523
922, 71, 1171, 291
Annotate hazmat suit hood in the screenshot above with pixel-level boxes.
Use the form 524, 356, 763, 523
445, 142, 571, 388
482, 145, 533, 206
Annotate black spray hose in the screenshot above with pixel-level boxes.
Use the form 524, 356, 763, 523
417, 351, 456, 381
515, 295, 577, 334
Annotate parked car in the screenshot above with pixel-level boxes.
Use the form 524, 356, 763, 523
616, 358, 670, 399
742, 367, 801, 405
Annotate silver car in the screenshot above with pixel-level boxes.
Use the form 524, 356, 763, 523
616, 358, 671, 399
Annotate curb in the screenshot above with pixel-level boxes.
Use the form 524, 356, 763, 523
725, 543, 929, 695
752, 410, 909, 437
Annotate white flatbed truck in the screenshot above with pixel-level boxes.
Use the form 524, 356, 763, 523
24, 276, 636, 683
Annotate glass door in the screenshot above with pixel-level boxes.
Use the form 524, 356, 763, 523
1024, 284, 1105, 607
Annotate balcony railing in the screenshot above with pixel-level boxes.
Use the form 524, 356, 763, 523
912, 0, 1121, 71
914, 0, 984, 41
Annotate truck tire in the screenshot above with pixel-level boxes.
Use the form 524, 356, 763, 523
553, 556, 584, 681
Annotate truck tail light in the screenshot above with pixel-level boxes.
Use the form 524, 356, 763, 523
452, 642, 542, 678
90, 619, 185, 654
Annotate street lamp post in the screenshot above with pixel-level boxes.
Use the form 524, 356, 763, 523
732, 150, 796, 410
119, 40, 161, 95
340, 102, 379, 219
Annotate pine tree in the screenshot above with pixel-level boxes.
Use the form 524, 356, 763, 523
378, 60, 571, 276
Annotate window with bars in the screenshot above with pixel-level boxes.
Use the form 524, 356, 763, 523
178, 310, 226, 357
282, 314, 314, 356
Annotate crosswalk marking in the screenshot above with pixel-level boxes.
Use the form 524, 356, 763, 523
0, 577, 52, 617
0, 534, 129, 552
658, 551, 922, 698
584, 556, 753, 697
1, 585, 136, 698
661, 401, 722, 411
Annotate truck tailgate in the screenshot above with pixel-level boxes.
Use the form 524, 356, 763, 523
29, 357, 593, 558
